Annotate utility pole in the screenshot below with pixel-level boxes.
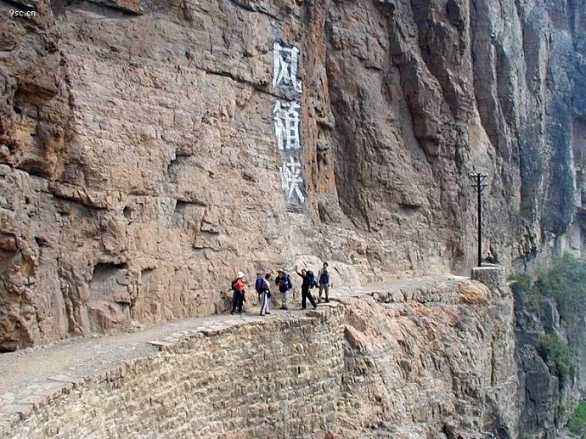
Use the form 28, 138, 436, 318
469, 172, 488, 267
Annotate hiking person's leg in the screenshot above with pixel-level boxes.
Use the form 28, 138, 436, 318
231, 291, 238, 314
301, 287, 308, 309
281, 291, 288, 310
261, 292, 268, 315
308, 289, 317, 309
325, 285, 329, 302
238, 292, 244, 313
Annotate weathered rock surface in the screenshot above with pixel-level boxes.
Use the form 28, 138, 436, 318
0, 0, 584, 351
513, 274, 586, 438
0, 274, 518, 438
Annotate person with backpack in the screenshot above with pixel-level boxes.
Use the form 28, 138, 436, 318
318, 262, 331, 303
230, 272, 247, 314
275, 269, 292, 310
295, 267, 318, 310
259, 272, 272, 316
254, 272, 264, 302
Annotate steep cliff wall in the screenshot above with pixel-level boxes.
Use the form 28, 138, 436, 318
0, 273, 518, 438
513, 256, 586, 438
0, 0, 584, 349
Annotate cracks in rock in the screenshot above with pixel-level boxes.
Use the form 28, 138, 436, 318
167, 153, 191, 183
408, 1, 457, 117
174, 198, 207, 225
50, 190, 109, 211
1, 0, 36, 12
198, 65, 280, 100
225, 0, 281, 22
51, 0, 142, 17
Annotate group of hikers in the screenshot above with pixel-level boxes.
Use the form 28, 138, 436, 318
230, 262, 332, 316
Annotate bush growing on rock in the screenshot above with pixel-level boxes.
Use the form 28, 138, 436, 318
537, 333, 576, 384
533, 254, 586, 324
568, 402, 586, 438
510, 254, 586, 321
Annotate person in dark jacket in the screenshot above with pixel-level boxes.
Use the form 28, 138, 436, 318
318, 262, 331, 303
259, 272, 272, 316
295, 267, 318, 310
254, 272, 264, 302
275, 269, 292, 310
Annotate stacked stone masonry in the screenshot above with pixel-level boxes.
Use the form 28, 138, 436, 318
0, 274, 519, 438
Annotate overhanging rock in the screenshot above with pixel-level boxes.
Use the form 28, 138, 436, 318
88, 0, 142, 14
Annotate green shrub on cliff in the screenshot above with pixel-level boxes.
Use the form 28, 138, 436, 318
533, 254, 586, 324
508, 273, 543, 313
510, 255, 586, 320
568, 402, 586, 437
536, 333, 575, 383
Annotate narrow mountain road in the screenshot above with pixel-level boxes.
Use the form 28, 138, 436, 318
0, 274, 466, 430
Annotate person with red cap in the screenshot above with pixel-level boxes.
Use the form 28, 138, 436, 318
230, 272, 247, 315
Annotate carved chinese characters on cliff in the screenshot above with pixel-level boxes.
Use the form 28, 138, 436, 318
281, 157, 305, 203
273, 42, 302, 93
273, 101, 301, 151
273, 41, 305, 210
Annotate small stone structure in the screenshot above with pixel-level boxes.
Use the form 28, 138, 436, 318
471, 264, 506, 291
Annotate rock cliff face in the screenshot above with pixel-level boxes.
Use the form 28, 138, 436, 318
513, 257, 586, 438
515, 290, 579, 438
0, 0, 584, 350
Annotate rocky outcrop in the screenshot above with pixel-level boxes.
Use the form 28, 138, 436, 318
0, 272, 518, 438
515, 292, 576, 438
0, 0, 584, 350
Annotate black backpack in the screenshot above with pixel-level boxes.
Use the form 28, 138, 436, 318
278, 274, 292, 292
307, 271, 317, 289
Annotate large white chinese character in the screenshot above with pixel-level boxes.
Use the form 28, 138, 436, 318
273, 41, 302, 93
273, 101, 301, 151
280, 157, 305, 203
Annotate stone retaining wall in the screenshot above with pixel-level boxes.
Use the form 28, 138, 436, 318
2, 273, 519, 438
6, 309, 345, 438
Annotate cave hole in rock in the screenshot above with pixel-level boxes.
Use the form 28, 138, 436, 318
20, 160, 49, 178
123, 205, 133, 219
141, 267, 154, 286
90, 262, 129, 299
34, 236, 49, 247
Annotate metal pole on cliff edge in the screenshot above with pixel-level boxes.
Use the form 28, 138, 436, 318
477, 173, 482, 267
469, 172, 488, 267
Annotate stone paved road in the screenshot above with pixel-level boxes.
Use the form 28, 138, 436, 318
0, 302, 344, 423
0, 274, 466, 427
